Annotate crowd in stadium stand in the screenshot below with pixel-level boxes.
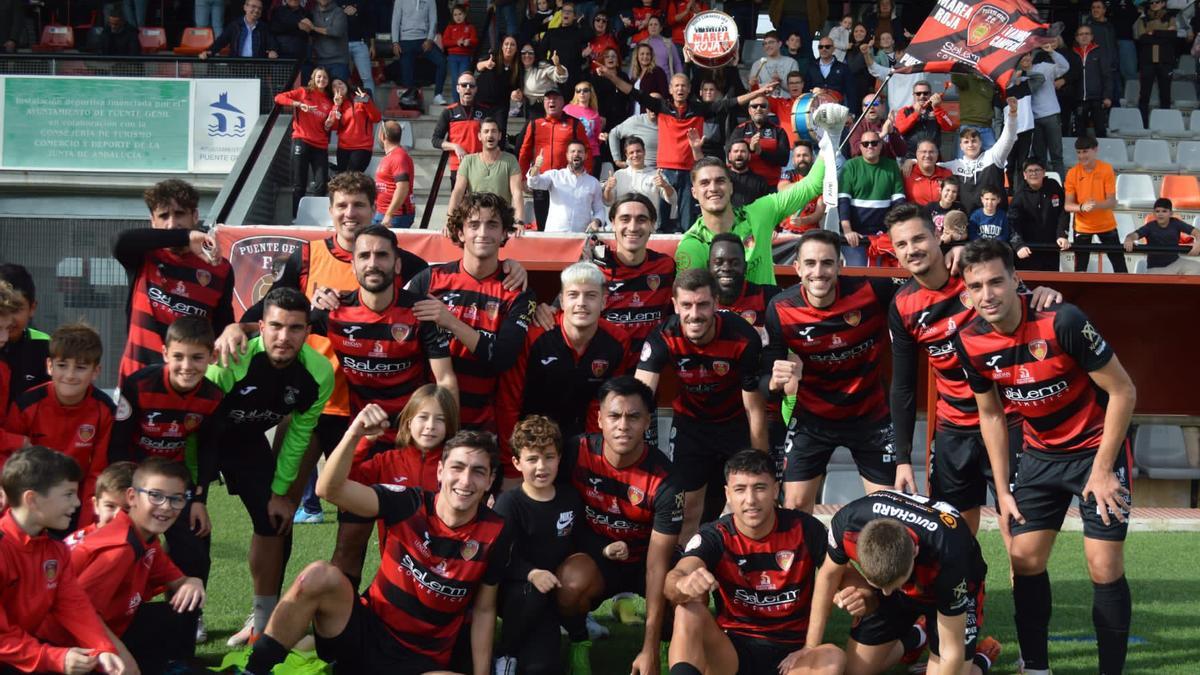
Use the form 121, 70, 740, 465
0, 1, 1196, 674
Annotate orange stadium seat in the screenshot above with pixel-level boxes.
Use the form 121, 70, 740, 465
139, 27, 167, 53
172, 27, 213, 56
1160, 175, 1200, 210
31, 24, 75, 52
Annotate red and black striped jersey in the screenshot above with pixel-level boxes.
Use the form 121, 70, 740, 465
595, 247, 675, 348
763, 277, 898, 423
3, 383, 115, 526
955, 303, 1113, 456
496, 316, 633, 464
406, 262, 537, 430
681, 508, 826, 644
111, 365, 223, 498
718, 281, 781, 339
114, 228, 234, 384
827, 491, 986, 616
431, 103, 494, 171
638, 312, 763, 422
350, 444, 441, 493
310, 287, 451, 419
564, 433, 683, 562
364, 485, 508, 667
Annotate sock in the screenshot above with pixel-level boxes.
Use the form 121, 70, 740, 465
973, 652, 992, 673
669, 664, 702, 675
1093, 575, 1131, 675
1012, 572, 1052, 671
901, 620, 927, 652
563, 613, 588, 642
245, 633, 289, 673
252, 595, 279, 636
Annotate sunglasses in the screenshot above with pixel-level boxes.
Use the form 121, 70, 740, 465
819, 44, 834, 49
521, 50, 536, 55
458, 82, 476, 88
860, 140, 881, 147
576, 88, 591, 93
864, 101, 881, 107
914, 91, 931, 97
749, 103, 768, 109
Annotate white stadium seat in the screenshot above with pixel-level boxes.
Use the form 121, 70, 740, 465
1116, 174, 1157, 209
293, 196, 332, 226
1179, 55, 1198, 76
1134, 425, 1200, 480
1115, 213, 1139, 240
1178, 141, 1200, 172
1171, 81, 1198, 110
1132, 139, 1174, 172
1189, 109, 1200, 133
1150, 109, 1190, 138
1097, 138, 1134, 170
1108, 108, 1150, 137
1121, 79, 1139, 107
1062, 137, 1077, 169
1046, 171, 1062, 185
820, 470, 865, 505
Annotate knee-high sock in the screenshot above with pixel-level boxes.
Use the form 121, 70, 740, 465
1093, 575, 1131, 675
1013, 571, 1052, 670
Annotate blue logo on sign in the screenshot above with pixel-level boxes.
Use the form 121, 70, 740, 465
208, 93, 247, 138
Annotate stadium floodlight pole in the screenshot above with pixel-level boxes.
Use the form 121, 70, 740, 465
837, 71, 893, 155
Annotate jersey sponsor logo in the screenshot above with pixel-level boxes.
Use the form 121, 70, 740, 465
44, 559, 59, 588
871, 502, 940, 531
196, 269, 212, 287
744, 234, 756, 250
775, 550, 795, 572
628, 486, 645, 505
712, 360, 730, 376
1028, 339, 1048, 361
927, 341, 955, 358
136, 436, 186, 453
283, 386, 299, 406
646, 274, 661, 290
399, 553, 469, 599
605, 308, 665, 325
391, 323, 412, 342
584, 505, 640, 532
343, 355, 416, 374
843, 310, 862, 327
591, 359, 609, 377
461, 539, 480, 561
630, 292, 644, 307
115, 397, 132, 421
1081, 320, 1107, 355
369, 341, 386, 356
608, 498, 623, 514
147, 286, 209, 317
809, 338, 875, 364
732, 587, 799, 608
77, 424, 96, 443
184, 412, 203, 431
228, 408, 284, 423
1003, 380, 1068, 404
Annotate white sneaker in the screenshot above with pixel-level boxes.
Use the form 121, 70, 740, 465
585, 614, 609, 640
195, 614, 207, 643
433, 94, 447, 105
226, 613, 255, 647
493, 655, 517, 675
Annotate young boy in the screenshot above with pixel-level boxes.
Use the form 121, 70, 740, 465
0, 445, 124, 674
492, 415, 588, 675
0, 281, 25, 456
1124, 197, 1200, 274
4, 323, 114, 528
969, 186, 1032, 259
42, 458, 206, 673
65, 461, 137, 548
923, 175, 965, 241
0, 263, 51, 401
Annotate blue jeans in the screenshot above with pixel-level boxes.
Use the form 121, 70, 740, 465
122, 0, 146, 27
321, 62, 351, 83
374, 212, 414, 228
841, 244, 868, 267
497, 3, 519, 39
1117, 40, 1137, 83
573, 0, 596, 23
348, 40, 375, 94
956, 124, 996, 158
194, 0, 222, 29
661, 168, 695, 234
448, 54, 472, 102
398, 39, 446, 96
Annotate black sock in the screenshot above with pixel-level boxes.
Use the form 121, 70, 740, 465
973, 652, 993, 673
900, 620, 927, 652
1093, 575, 1131, 675
563, 613, 588, 643
669, 664, 702, 675
1013, 571, 1052, 670
244, 633, 289, 674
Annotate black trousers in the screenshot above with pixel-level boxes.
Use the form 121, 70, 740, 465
336, 148, 372, 174
498, 581, 564, 674
1138, 62, 1172, 127
1075, 100, 1109, 139
123, 602, 201, 670
1073, 228, 1128, 273
532, 188, 550, 231
291, 139, 329, 216
164, 500, 211, 583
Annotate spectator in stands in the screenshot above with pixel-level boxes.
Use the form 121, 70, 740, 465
904, 139, 951, 206
475, 36, 524, 124
202, 0, 279, 59
449, 118, 526, 226
845, 24, 875, 102
526, 140, 607, 232
667, 0, 704, 53
969, 186, 1028, 255
863, 0, 901, 38
1030, 42, 1070, 176
1083, 0, 1120, 102
1006, 53, 1039, 194
433, 72, 495, 186
99, 7, 142, 56
1112, 0, 1140, 101
374, 120, 416, 228
588, 13, 621, 72
805, 37, 855, 114
603, 136, 676, 213
608, 104, 659, 170
724, 0, 757, 60
307, 0, 350, 83
1072, 24, 1114, 139
538, 3, 589, 91
724, 139, 771, 208
871, 31, 898, 69
565, 81, 605, 178
765, 71, 805, 146
519, 48, 569, 120
591, 47, 628, 170
845, 94, 905, 159
270, 0, 311, 62
339, 0, 374, 95
331, 81, 379, 173
196, 0, 224, 31
495, 0, 519, 39
1062, 134, 1126, 272
629, 42, 670, 114
924, 174, 967, 241
864, 38, 921, 111
1055, 36, 1083, 136
727, 95, 791, 187
391, 0, 448, 105
274, 68, 335, 216
1125, 198, 1200, 274
936, 98, 1018, 214
643, 17, 684, 76
1, 0, 22, 53
697, 81, 731, 159
951, 72, 997, 154
1010, 158, 1069, 271
837, 130, 905, 265
777, 142, 825, 233
895, 81, 956, 158
1134, 0, 1177, 127
828, 14, 852, 61
750, 31, 799, 100
443, 5, 478, 103
518, 87, 588, 228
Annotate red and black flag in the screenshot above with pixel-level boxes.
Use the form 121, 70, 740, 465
896, 0, 1056, 91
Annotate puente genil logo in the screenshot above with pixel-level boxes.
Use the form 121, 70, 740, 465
208, 92, 247, 138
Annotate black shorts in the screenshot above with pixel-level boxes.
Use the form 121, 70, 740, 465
728, 633, 796, 675
589, 548, 648, 602
314, 595, 443, 675
1009, 441, 1134, 541
670, 415, 751, 492
783, 417, 897, 485
218, 437, 280, 537
930, 423, 1022, 511
768, 417, 789, 482
849, 584, 984, 661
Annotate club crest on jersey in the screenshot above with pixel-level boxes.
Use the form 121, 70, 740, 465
591, 359, 609, 378
646, 274, 661, 291
628, 486, 645, 505
284, 386, 299, 406
184, 413, 203, 431
1029, 339, 1048, 361
461, 540, 480, 561
959, 291, 973, 309
44, 559, 59, 587
391, 323, 411, 342
485, 301, 501, 320
843, 310, 861, 327
966, 4, 1008, 47
77, 425, 96, 443
712, 360, 730, 376
740, 310, 757, 325
775, 550, 795, 572
195, 269, 212, 287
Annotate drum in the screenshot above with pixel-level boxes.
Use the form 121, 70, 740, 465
683, 11, 739, 69
790, 91, 841, 143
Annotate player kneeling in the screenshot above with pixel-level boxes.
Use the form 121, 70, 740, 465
665, 449, 844, 675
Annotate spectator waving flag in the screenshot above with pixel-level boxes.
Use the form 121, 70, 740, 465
895, 0, 1057, 91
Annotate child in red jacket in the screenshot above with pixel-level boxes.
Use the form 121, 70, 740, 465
443, 5, 479, 103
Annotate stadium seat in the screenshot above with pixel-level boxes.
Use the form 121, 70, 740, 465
1180, 55, 1198, 76
1134, 425, 1200, 480
1160, 175, 1200, 210
1132, 139, 1174, 172
1062, 137, 1077, 169
293, 196, 332, 226
829, 447, 854, 467
1190, 109, 1200, 133
1179, 141, 1200, 172
1116, 174, 1156, 209
1171, 81, 1198, 110
1150, 109, 1190, 139
1097, 138, 1133, 171
31, 24, 75, 52
1121, 79, 1139, 108
1107, 107, 1150, 137
138, 27, 167, 53
172, 27, 214, 56
1046, 171, 1062, 185
1115, 212, 1138, 240
1134, 258, 1147, 273
820, 470, 865, 505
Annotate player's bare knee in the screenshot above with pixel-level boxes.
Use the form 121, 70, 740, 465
295, 561, 343, 597
1085, 547, 1125, 583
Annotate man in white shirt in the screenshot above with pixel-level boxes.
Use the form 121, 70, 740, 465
526, 140, 607, 232
602, 136, 676, 216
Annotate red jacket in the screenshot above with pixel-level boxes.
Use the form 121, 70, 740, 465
442, 23, 478, 56
588, 33, 621, 72
336, 99, 382, 151
894, 104, 956, 137
667, 0, 707, 45
0, 512, 116, 672
274, 87, 335, 148
904, 165, 953, 206
518, 115, 589, 173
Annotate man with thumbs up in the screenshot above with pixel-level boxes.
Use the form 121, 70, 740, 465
602, 136, 677, 215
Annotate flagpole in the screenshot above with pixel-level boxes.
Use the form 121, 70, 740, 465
838, 71, 894, 155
